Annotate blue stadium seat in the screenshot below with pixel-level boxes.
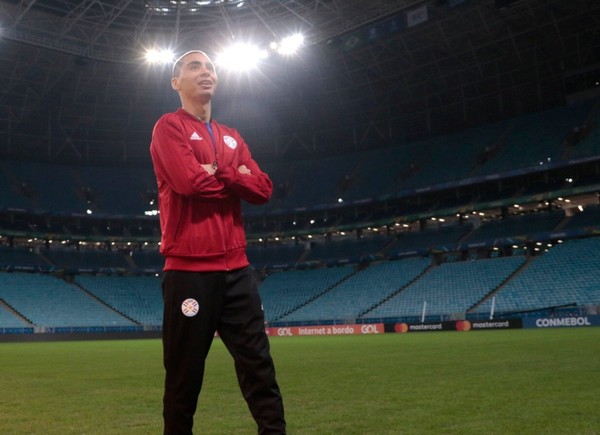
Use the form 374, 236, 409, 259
365, 255, 526, 321
473, 237, 600, 315
278, 257, 432, 323
0, 272, 136, 328
76, 275, 163, 326
259, 266, 356, 323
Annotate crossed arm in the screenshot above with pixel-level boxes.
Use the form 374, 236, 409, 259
201, 164, 251, 176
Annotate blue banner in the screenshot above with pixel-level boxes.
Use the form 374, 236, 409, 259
523, 315, 600, 329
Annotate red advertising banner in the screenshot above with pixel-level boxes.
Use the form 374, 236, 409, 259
266, 323, 385, 337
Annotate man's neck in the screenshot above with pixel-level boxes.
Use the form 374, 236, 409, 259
182, 102, 211, 122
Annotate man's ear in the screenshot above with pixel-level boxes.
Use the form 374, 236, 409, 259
171, 77, 180, 91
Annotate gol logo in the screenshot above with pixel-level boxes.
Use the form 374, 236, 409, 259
361, 324, 380, 334
277, 328, 293, 336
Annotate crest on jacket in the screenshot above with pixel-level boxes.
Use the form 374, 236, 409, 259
224, 135, 238, 149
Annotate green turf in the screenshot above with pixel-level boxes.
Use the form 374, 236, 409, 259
0, 328, 598, 434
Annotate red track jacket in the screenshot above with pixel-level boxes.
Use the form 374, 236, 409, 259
150, 108, 273, 272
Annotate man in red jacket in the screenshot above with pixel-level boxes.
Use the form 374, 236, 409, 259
150, 50, 286, 435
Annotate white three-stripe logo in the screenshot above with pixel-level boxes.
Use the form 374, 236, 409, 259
190, 132, 202, 140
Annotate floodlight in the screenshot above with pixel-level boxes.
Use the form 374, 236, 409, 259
145, 48, 175, 64
276, 33, 304, 55
216, 43, 268, 71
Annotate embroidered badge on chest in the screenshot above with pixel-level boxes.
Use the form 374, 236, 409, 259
181, 298, 199, 317
224, 135, 238, 149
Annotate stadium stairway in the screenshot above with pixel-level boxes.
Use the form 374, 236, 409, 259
358, 259, 435, 319
467, 256, 534, 314
363, 255, 527, 321
75, 275, 163, 327
0, 297, 33, 327
70, 279, 141, 326
471, 237, 600, 315
260, 266, 359, 323
0, 272, 137, 329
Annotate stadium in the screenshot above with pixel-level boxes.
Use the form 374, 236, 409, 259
0, 1, 599, 434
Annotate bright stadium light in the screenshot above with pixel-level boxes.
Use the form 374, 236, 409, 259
145, 48, 175, 64
216, 43, 268, 71
274, 33, 304, 55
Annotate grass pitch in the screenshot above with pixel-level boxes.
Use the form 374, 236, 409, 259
0, 328, 598, 434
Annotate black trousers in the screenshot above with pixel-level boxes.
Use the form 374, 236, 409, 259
162, 267, 286, 435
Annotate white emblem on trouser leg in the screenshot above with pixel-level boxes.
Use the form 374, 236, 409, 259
181, 298, 199, 317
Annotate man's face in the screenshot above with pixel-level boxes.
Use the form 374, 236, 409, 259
171, 52, 218, 103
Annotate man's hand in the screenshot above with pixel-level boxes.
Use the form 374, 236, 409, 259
202, 164, 251, 176
238, 165, 251, 175
201, 163, 216, 175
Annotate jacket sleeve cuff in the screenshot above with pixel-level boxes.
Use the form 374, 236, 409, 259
215, 166, 236, 186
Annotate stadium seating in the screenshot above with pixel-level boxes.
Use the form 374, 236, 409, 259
0, 272, 136, 328
130, 249, 164, 271
0, 246, 51, 270
42, 247, 130, 272
259, 266, 356, 322
0, 160, 83, 213
0, 101, 599, 332
466, 210, 565, 243
0, 102, 596, 218
0, 303, 30, 328
388, 224, 473, 254
474, 103, 593, 174
246, 243, 306, 269
554, 102, 600, 161
275, 257, 432, 324
0, 162, 33, 210
305, 234, 393, 263
562, 204, 600, 231
77, 165, 156, 215
75, 275, 163, 326
364, 255, 526, 321
1, 235, 599, 329
472, 237, 600, 315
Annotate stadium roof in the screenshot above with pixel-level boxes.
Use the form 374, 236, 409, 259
0, 0, 599, 164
